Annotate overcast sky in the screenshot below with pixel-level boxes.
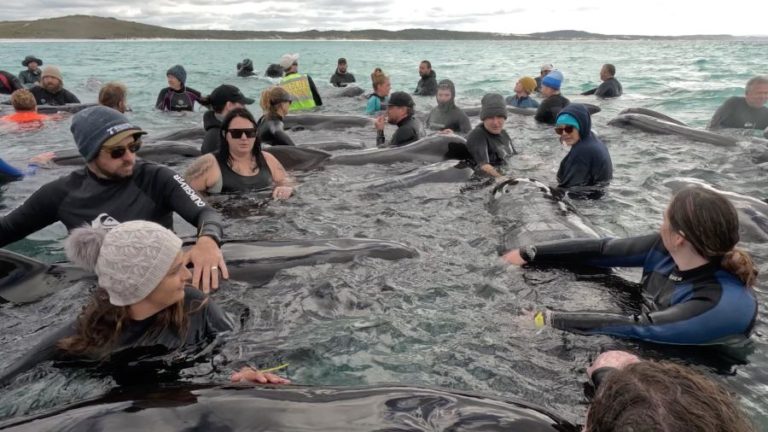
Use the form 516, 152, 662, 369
2, 1, 767, 36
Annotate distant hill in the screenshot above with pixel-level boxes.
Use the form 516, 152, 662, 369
0, 15, 746, 41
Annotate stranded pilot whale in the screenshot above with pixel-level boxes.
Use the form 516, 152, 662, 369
462, 103, 601, 118
329, 134, 472, 166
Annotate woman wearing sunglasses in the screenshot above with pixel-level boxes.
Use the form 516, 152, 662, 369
502, 185, 758, 346
185, 108, 294, 199
554, 103, 613, 198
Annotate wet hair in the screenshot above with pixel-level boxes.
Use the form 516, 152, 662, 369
603, 63, 616, 76
10, 89, 36, 112
421, 60, 432, 69
371, 68, 389, 91
220, 107, 271, 176
259, 86, 292, 119
667, 185, 758, 287
745, 75, 768, 94
98, 82, 127, 113
586, 361, 755, 432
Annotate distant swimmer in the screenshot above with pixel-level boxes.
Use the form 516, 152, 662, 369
366, 68, 390, 115
535, 70, 569, 125
201, 84, 255, 154
256, 86, 296, 147
581, 63, 623, 98
708, 75, 768, 132
279, 53, 322, 110
554, 104, 612, 197
330, 57, 356, 87
98, 81, 128, 113
18, 55, 43, 87
0, 89, 50, 124
374, 91, 425, 147
534, 63, 554, 93
237, 58, 256, 77
0, 70, 23, 94
29, 65, 80, 106
413, 60, 438, 96
424, 79, 471, 135
185, 108, 295, 198
265, 63, 284, 78
155, 65, 209, 112
505, 76, 539, 108
466, 93, 517, 178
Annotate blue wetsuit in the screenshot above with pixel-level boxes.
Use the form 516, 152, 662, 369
0, 158, 24, 184
366, 94, 386, 115
525, 234, 757, 346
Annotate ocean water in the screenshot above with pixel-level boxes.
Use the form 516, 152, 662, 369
0, 40, 767, 428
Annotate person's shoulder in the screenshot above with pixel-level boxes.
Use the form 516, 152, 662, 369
466, 124, 485, 140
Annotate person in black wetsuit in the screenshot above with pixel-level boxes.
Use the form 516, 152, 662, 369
535, 70, 569, 125
18, 55, 43, 87
29, 65, 80, 106
155, 65, 209, 112
237, 58, 256, 77
553, 104, 612, 197
330, 57, 356, 87
374, 91, 425, 147
708, 75, 768, 132
581, 64, 623, 98
0, 221, 290, 387
98, 81, 128, 113
413, 60, 438, 96
466, 93, 517, 178
255, 86, 296, 147
0, 70, 23, 94
185, 108, 294, 198
0, 106, 227, 292
424, 79, 472, 135
503, 185, 759, 346
201, 84, 255, 154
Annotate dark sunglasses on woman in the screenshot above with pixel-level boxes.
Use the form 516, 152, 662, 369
554, 125, 575, 135
103, 140, 142, 159
228, 128, 258, 139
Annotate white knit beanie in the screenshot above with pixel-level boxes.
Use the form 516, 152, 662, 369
65, 220, 183, 306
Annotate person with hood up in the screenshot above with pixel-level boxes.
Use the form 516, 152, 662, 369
155, 65, 209, 112
29, 65, 80, 106
506, 77, 539, 109
424, 79, 471, 135
534, 70, 569, 125
413, 60, 438, 96
237, 59, 256, 77
466, 93, 517, 178
554, 104, 612, 196
201, 84, 255, 154
330, 57, 356, 87
18, 55, 43, 87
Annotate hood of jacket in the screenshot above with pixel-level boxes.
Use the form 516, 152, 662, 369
436, 79, 456, 112
557, 103, 592, 140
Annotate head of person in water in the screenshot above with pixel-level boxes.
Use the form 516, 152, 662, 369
58, 220, 191, 358
220, 107, 268, 169
539, 63, 554, 78
279, 53, 300, 75
540, 70, 563, 97
418, 60, 432, 78
40, 65, 64, 93
744, 75, 768, 109
435, 79, 457, 110
663, 185, 757, 286
238, 58, 254, 73
585, 361, 756, 432
22, 55, 42, 71
371, 68, 391, 97
98, 82, 128, 113
480, 93, 507, 135
555, 109, 584, 147
10, 89, 37, 113
210, 84, 255, 116
337, 58, 348, 74
71, 106, 147, 180
166, 65, 187, 91
514, 77, 537, 97
386, 91, 415, 125
260, 86, 293, 120
600, 64, 616, 82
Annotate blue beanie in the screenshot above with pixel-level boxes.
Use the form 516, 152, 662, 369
166, 64, 187, 84
541, 70, 564, 90
71, 106, 146, 161
555, 113, 580, 130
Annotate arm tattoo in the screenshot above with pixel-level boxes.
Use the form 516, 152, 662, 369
184, 156, 215, 183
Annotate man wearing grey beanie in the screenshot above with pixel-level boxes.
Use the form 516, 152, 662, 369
0, 105, 229, 292
466, 93, 517, 178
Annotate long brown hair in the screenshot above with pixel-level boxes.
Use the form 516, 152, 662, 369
668, 186, 758, 287
586, 361, 755, 432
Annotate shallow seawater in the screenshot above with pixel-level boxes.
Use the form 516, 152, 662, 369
0, 40, 767, 428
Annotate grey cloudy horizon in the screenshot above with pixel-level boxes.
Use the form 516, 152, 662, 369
1, 1, 767, 36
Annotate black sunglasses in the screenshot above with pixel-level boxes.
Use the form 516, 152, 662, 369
554, 125, 575, 135
227, 128, 257, 139
103, 140, 142, 159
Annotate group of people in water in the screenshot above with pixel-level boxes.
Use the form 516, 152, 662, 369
0, 52, 766, 430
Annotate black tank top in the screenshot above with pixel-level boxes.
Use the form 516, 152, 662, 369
215, 151, 273, 193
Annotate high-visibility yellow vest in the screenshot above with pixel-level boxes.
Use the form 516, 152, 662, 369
280, 73, 316, 111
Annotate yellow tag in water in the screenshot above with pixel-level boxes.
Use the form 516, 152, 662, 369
534, 312, 545, 328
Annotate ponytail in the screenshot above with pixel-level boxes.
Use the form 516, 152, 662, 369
371, 68, 387, 91
721, 249, 758, 287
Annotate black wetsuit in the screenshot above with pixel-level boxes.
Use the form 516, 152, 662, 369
330, 70, 356, 87
0, 287, 234, 386
388, 116, 425, 147
424, 79, 472, 135
18, 69, 42, 87
0, 71, 23, 94
535, 94, 570, 125
707, 96, 768, 130
0, 160, 223, 247
29, 86, 80, 105
414, 70, 438, 96
214, 151, 273, 194
524, 234, 757, 346
466, 124, 516, 168
201, 110, 224, 154
581, 77, 623, 98
155, 86, 205, 112
256, 115, 296, 146
556, 104, 613, 191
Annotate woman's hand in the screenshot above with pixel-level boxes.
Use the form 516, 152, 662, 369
272, 185, 293, 200
231, 367, 291, 385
